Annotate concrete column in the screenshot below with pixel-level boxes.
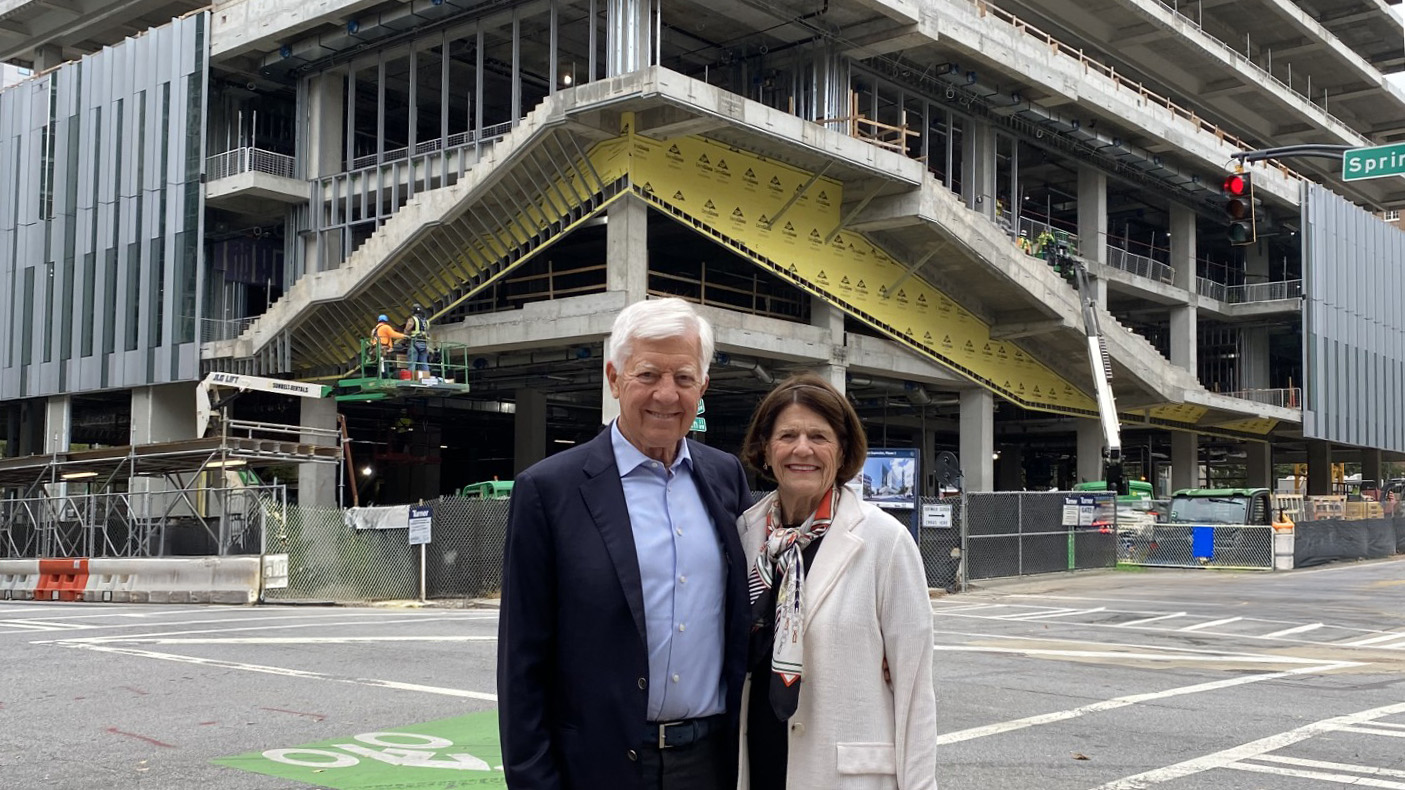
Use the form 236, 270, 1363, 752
1077, 166, 1107, 265
514, 389, 549, 475
1076, 419, 1103, 484
305, 70, 346, 272
33, 44, 64, 71
1307, 440, 1332, 496
997, 444, 1024, 490
1171, 431, 1198, 492
606, 0, 652, 76
961, 119, 997, 220
607, 197, 649, 301
959, 389, 994, 492
602, 337, 622, 428
811, 298, 847, 392
1361, 448, 1383, 488
1245, 240, 1270, 285
1170, 305, 1198, 374
298, 397, 339, 507
44, 396, 71, 454
1246, 442, 1272, 489
1239, 327, 1271, 390
1170, 203, 1197, 292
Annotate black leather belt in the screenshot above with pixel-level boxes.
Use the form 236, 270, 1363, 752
644, 714, 725, 749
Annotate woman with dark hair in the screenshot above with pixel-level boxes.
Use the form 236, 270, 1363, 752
737, 372, 937, 789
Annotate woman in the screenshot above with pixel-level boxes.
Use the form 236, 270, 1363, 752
737, 372, 937, 789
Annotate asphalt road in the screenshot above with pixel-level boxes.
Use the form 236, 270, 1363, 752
2, 557, 1404, 789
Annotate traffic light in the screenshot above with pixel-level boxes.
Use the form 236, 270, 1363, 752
1222, 171, 1256, 245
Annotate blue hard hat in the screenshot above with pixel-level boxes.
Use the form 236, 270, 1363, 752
378, 314, 389, 322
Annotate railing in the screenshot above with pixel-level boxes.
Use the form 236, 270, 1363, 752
1196, 276, 1229, 302
1226, 279, 1302, 303
1105, 245, 1175, 284
1221, 387, 1302, 409
349, 122, 513, 170
969, 0, 1305, 182
206, 147, 297, 181
1153, 0, 1363, 143
200, 316, 256, 343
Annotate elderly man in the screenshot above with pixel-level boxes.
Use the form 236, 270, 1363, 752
498, 297, 752, 790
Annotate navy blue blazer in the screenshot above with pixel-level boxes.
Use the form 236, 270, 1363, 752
497, 428, 753, 790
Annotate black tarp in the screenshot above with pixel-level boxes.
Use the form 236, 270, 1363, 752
1293, 517, 1402, 568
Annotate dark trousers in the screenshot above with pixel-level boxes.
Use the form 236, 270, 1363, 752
638, 730, 731, 790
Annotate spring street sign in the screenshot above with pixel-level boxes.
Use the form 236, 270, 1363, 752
1343, 142, 1405, 182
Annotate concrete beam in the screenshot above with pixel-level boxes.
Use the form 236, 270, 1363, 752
988, 318, 1071, 340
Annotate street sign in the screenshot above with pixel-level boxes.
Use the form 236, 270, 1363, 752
408, 504, 433, 546
690, 416, 707, 432
1343, 142, 1405, 182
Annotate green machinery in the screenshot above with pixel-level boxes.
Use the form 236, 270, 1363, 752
336, 338, 475, 402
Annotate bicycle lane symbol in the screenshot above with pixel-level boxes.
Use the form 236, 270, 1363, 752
214, 710, 505, 788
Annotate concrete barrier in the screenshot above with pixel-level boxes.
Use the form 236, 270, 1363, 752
35, 558, 89, 601
0, 559, 40, 600
84, 557, 261, 604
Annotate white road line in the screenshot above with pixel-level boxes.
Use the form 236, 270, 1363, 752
933, 604, 1006, 614
1379, 639, 1405, 650
1261, 623, 1324, 638
37, 615, 489, 644
58, 642, 499, 701
1178, 617, 1243, 632
1115, 613, 1187, 627
1344, 631, 1405, 646
1362, 721, 1405, 730
1088, 700, 1405, 789
1227, 762, 1405, 788
1252, 754, 1405, 779
933, 628, 1328, 662
932, 644, 1332, 665
935, 661, 1360, 747
1342, 726, 1405, 738
121, 636, 499, 645
1004, 607, 1107, 621
12, 610, 496, 633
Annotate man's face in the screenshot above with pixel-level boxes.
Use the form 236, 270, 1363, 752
606, 334, 708, 465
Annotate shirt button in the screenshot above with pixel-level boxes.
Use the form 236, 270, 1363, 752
672, 674, 680, 683
791, 722, 805, 734
675, 528, 683, 536
638, 677, 648, 689
628, 749, 638, 761
679, 575, 687, 584
678, 623, 686, 632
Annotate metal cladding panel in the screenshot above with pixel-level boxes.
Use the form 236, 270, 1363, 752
1302, 181, 1405, 453
0, 13, 207, 401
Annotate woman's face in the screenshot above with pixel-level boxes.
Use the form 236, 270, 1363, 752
766, 403, 841, 508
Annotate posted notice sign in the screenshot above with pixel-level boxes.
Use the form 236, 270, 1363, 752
408, 504, 433, 546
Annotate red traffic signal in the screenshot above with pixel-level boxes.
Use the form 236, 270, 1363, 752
1222, 171, 1256, 245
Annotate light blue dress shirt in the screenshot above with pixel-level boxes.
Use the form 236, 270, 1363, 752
611, 421, 727, 722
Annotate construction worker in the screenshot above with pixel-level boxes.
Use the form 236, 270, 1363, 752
1017, 229, 1034, 255
372, 314, 407, 376
1035, 227, 1058, 273
404, 303, 431, 378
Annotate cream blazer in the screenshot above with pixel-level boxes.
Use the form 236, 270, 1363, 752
737, 490, 938, 790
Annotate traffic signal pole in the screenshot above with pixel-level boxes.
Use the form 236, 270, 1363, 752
1230, 144, 1354, 165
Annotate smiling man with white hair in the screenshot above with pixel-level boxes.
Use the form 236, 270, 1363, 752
498, 297, 753, 790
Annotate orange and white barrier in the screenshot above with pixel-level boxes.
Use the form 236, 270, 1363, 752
35, 558, 89, 601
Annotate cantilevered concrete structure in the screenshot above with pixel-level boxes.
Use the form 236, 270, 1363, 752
3, 0, 1404, 505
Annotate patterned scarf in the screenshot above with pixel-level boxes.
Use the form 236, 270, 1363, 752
747, 486, 840, 719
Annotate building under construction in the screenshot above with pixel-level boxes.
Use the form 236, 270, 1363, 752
2, 0, 1405, 554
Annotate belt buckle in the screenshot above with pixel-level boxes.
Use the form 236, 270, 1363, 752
656, 721, 679, 750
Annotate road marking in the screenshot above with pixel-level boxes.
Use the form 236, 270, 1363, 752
1088, 700, 1405, 789
117, 636, 499, 645
58, 642, 499, 701
39, 615, 492, 644
1261, 623, 1323, 638
1116, 613, 1187, 627
1342, 726, 1405, 738
933, 604, 1006, 614
1003, 607, 1107, 621
1251, 754, 1405, 779
935, 661, 1360, 746
1343, 631, 1405, 646
1178, 617, 1243, 632
1228, 761, 1405, 788
932, 644, 1333, 665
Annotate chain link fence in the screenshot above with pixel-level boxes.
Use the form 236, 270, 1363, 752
961, 491, 1118, 582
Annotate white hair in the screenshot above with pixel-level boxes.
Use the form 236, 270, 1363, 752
608, 297, 714, 375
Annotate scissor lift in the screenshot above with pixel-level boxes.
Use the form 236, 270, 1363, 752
335, 338, 474, 402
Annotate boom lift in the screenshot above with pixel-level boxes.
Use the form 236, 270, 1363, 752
196, 372, 332, 438
1067, 255, 1128, 496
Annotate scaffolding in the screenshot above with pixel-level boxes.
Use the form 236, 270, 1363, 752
0, 418, 340, 559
